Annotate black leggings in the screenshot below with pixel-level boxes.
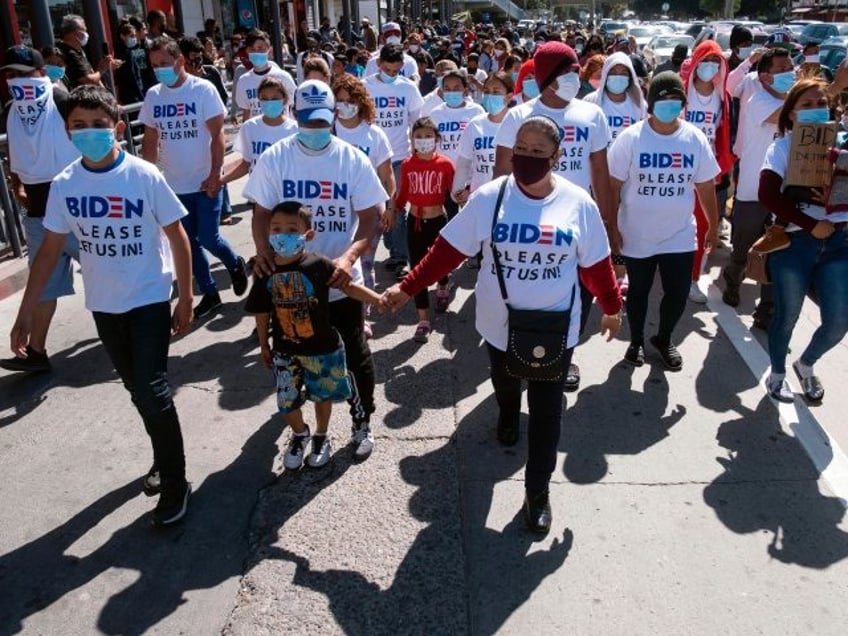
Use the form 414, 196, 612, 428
487, 342, 574, 494
407, 214, 449, 310
624, 251, 694, 345
329, 297, 375, 425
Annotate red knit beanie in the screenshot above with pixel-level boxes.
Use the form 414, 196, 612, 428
532, 41, 579, 92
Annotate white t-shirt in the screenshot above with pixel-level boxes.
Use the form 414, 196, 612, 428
601, 97, 643, 145
456, 113, 501, 192
421, 90, 443, 116
234, 63, 297, 117
608, 120, 720, 258
684, 84, 723, 156
334, 121, 394, 169
364, 75, 424, 161
242, 136, 388, 301
364, 51, 419, 81
43, 153, 187, 313
233, 116, 298, 169
761, 134, 848, 230
428, 100, 485, 165
495, 97, 611, 192
441, 174, 610, 350
138, 74, 227, 194
734, 89, 783, 201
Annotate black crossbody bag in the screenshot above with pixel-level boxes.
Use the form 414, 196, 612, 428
490, 179, 575, 382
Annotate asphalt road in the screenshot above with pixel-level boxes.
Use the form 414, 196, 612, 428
1, 176, 846, 635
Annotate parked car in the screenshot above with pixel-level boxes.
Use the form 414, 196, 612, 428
799, 22, 848, 45
819, 36, 848, 71
600, 20, 629, 38
643, 34, 695, 68
628, 24, 672, 50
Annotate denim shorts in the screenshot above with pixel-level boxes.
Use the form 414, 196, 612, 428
24, 215, 80, 301
272, 346, 352, 413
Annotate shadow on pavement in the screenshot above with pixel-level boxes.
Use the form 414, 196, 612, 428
703, 397, 848, 569
561, 362, 684, 483
0, 415, 282, 634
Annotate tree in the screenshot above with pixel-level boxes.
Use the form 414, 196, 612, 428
700, 0, 741, 19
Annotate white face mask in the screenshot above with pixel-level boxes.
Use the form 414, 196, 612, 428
408, 44, 420, 53
805, 54, 821, 64
78, 31, 90, 47
386, 35, 401, 45
738, 46, 753, 59
413, 137, 436, 153
554, 72, 580, 102
336, 101, 359, 120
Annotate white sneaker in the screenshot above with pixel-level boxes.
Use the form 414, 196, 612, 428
351, 424, 374, 461
689, 282, 708, 304
306, 435, 332, 468
283, 430, 310, 470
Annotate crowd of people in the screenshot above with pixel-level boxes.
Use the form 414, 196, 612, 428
2, 14, 847, 534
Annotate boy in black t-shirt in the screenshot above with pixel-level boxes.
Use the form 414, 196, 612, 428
245, 202, 382, 469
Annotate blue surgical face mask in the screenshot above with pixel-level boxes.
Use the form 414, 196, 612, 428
248, 51, 269, 68
126, 37, 138, 49
738, 46, 753, 59
653, 99, 683, 123
380, 71, 398, 84
696, 61, 720, 83
511, 72, 519, 84
443, 90, 464, 107
154, 65, 179, 87
45, 65, 65, 82
297, 126, 332, 150
522, 78, 540, 98
269, 233, 306, 257
481, 94, 506, 115
260, 99, 285, 118
70, 128, 116, 162
606, 75, 629, 95
771, 70, 796, 94
796, 107, 830, 124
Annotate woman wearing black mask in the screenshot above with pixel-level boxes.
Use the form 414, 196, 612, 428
382, 116, 622, 534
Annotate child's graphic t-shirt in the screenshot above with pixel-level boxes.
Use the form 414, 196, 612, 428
244, 252, 342, 355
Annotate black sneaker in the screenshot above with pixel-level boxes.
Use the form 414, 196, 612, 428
523, 490, 552, 534
624, 343, 645, 367
193, 291, 222, 320
230, 257, 248, 296
0, 346, 51, 373
152, 481, 191, 526
650, 336, 683, 370
142, 464, 161, 497
563, 363, 580, 392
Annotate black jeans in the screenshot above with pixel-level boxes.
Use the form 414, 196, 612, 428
624, 251, 694, 345
329, 296, 375, 425
407, 215, 449, 310
487, 342, 574, 494
723, 200, 774, 314
92, 302, 186, 486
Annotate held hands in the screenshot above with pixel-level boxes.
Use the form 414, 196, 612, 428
253, 248, 276, 277
328, 255, 354, 288
381, 284, 411, 312
600, 313, 622, 342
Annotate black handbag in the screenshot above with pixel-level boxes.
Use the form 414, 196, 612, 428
490, 179, 574, 382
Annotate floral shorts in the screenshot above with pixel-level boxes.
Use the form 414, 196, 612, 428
272, 347, 352, 413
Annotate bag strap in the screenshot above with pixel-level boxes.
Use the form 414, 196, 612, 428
491, 178, 510, 305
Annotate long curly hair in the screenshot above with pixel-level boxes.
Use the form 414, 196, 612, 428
332, 74, 377, 124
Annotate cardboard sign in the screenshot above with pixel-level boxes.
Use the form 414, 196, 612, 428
785, 122, 838, 188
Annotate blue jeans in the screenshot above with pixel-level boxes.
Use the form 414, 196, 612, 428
178, 191, 240, 295
383, 159, 408, 263
93, 302, 186, 486
768, 227, 848, 374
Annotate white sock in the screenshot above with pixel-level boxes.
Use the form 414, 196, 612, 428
768, 372, 785, 385
794, 359, 814, 379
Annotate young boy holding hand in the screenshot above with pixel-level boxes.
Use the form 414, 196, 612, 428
245, 202, 382, 469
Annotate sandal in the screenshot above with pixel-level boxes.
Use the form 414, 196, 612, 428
793, 361, 824, 402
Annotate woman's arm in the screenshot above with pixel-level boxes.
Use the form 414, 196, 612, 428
759, 169, 820, 233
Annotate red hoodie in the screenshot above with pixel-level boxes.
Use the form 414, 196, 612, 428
681, 40, 735, 179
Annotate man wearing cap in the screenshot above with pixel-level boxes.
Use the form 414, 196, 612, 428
721, 46, 796, 328
494, 41, 613, 391
243, 80, 388, 460
614, 34, 648, 82
0, 46, 80, 373
364, 22, 419, 82
607, 71, 719, 369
